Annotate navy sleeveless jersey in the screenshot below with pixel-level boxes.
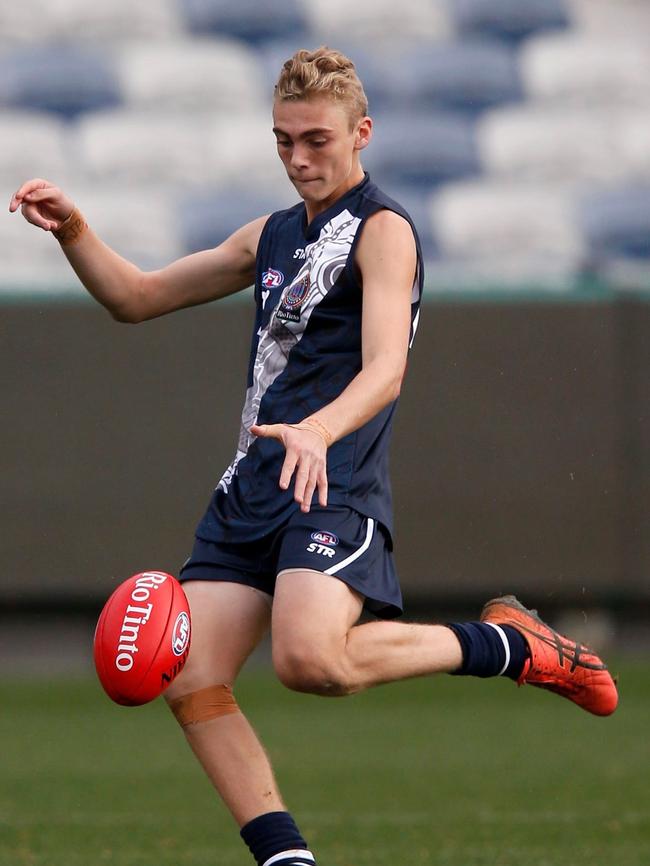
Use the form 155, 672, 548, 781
196, 173, 424, 545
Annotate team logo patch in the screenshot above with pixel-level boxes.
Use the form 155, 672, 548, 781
277, 273, 310, 323
171, 611, 191, 656
262, 268, 284, 289
311, 531, 338, 547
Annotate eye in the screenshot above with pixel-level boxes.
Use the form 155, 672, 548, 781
276, 139, 291, 149
310, 139, 327, 148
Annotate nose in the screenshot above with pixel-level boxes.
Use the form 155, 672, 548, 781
290, 143, 310, 172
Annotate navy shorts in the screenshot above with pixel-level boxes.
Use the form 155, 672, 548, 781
179, 505, 403, 619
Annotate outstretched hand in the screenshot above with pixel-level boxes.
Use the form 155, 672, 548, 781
9, 178, 75, 232
251, 422, 328, 513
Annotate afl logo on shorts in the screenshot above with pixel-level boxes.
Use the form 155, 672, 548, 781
171, 612, 191, 656
262, 268, 284, 289
311, 531, 338, 547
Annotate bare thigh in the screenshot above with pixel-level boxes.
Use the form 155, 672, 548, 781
165, 580, 272, 699
271, 569, 364, 693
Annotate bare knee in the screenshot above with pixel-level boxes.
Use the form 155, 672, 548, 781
273, 644, 356, 697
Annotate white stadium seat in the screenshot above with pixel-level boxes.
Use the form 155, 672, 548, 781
477, 106, 650, 183
521, 34, 650, 108
567, 0, 650, 39
75, 110, 213, 186
299, 0, 452, 43
0, 111, 71, 189
2, 210, 77, 290
63, 185, 183, 271
116, 38, 266, 112
431, 180, 584, 282
204, 114, 291, 192
75, 109, 289, 192
0, 0, 182, 43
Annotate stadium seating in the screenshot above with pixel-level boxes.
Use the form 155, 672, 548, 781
567, 0, 650, 38
181, 0, 308, 44
301, 0, 451, 44
363, 112, 479, 187
477, 106, 650, 183
68, 185, 184, 271
1, 0, 648, 290
431, 180, 584, 283
580, 186, 650, 261
178, 188, 294, 254
0, 0, 183, 44
451, 0, 570, 42
0, 46, 120, 118
323, 40, 521, 115
115, 38, 266, 111
520, 33, 650, 108
1, 111, 71, 191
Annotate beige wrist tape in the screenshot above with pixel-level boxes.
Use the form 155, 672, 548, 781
168, 683, 240, 727
52, 207, 88, 246
289, 416, 333, 447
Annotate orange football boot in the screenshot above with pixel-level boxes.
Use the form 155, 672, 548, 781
480, 594, 618, 716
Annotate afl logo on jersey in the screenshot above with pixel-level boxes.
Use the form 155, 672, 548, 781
262, 268, 284, 289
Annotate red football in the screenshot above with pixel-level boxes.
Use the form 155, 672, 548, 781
94, 571, 191, 706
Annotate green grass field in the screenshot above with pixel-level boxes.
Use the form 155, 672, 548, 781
2, 661, 648, 866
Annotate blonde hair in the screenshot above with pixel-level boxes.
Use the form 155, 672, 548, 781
274, 46, 369, 126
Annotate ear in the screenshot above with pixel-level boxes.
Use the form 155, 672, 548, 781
355, 116, 372, 152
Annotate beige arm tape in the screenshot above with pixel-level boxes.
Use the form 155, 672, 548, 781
52, 207, 88, 246
168, 684, 240, 727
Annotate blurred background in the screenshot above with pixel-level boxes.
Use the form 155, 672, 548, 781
1, 0, 649, 673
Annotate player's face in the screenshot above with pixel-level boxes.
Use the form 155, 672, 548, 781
272, 96, 372, 219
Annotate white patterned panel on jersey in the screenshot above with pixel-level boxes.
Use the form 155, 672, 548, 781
218, 210, 361, 493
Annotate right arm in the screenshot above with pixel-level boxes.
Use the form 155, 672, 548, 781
9, 178, 267, 323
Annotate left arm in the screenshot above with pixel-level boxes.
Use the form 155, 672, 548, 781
252, 208, 417, 512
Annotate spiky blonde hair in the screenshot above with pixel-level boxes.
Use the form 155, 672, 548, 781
274, 46, 369, 127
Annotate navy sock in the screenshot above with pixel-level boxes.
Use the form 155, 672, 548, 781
447, 621, 529, 680
240, 811, 315, 866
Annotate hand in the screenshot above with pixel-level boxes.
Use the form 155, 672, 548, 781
251, 423, 328, 513
8, 178, 75, 232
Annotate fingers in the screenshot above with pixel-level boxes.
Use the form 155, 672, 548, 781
250, 423, 284, 441
279, 450, 299, 492
251, 422, 328, 513
9, 178, 51, 213
21, 202, 55, 231
284, 437, 327, 513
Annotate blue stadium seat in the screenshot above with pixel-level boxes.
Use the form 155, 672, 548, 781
580, 187, 650, 260
363, 112, 479, 187
377, 186, 439, 263
180, 0, 308, 44
178, 189, 293, 254
356, 40, 521, 114
451, 0, 570, 43
0, 48, 121, 119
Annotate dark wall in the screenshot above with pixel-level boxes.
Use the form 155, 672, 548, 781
2, 296, 648, 607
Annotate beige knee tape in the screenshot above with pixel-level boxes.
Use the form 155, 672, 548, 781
169, 684, 240, 727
